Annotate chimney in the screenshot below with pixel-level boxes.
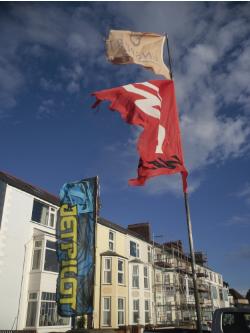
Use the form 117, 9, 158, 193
127, 223, 152, 242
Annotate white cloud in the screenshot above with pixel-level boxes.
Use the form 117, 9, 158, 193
235, 183, 250, 205
37, 99, 55, 119
0, 56, 24, 112
1, 3, 250, 195
229, 244, 250, 259
225, 215, 250, 226
40, 78, 62, 92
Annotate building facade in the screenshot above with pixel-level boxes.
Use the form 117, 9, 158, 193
153, 242, 230, 327
0, 171, 229, 331
0, 172, 70, 332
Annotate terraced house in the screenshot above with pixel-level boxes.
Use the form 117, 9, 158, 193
0, 171, 229, 331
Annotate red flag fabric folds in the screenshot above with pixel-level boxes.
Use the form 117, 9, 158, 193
92, 80, 188, 192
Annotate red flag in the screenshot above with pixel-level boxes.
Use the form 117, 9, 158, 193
92, 80, 188, 192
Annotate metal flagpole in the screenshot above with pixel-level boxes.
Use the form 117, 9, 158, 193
165, 34, 203, 333
166, 34, 173, 80
184, 192, 203, 333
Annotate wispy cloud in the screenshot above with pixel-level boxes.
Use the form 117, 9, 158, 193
225, 214, 250, 227
37, 99, 55, 119
0, 3, 104, 112
229, 244, 250, 260
234, 183, 250, 205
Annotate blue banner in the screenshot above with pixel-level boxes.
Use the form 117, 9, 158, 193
56, 177, 98, 316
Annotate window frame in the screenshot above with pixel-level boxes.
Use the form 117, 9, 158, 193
144, 266, 149, 289
43, 240, 59, 273
132, 264, 139, 288
31, 240, 43, 271
26, 292, 38, 327
102, 297, 111, 327
39, 292, 69, 327
108, 230, 115, 252
132, 299, 140, 324
117, 297, 125, 326
31, 199, 57, 229
144, 299, 150, 324
147, 246, 152, 263
118, 258, 125, 285
130, 240, 140, 258
103, 257, 112, 284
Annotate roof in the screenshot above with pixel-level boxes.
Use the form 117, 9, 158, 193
100, 251, 128, 259
0, 171, 59, 206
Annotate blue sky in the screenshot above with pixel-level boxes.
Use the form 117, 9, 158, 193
0, 2, 250, 294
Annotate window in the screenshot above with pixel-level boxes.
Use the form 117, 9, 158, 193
132, 299, 140, 323
44, 240, 59, 272
211, 285, 218, 299
132, 265, 139, 288
39, 292, 69, 326
144, 266, 149, 289
26, 293, 38, 327
102, 297, 111, 326
156, 273, 161, 283
147, 246, 152, 263
118, 298, 125, 326
109, 231, 115, 251
219, 289, 223, 301
130, 241, 139, 257
118, 259, 125, 284
103, 257, 112, 284
145, 300, 150, 323
222, 288, 229, 302
31, 200, 57, 228
32, 240, 43, 270
164, 274, 170, 284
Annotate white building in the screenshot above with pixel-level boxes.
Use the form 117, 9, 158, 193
0, 171, 70, 332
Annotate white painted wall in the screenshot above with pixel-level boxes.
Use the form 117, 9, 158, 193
0, 184, 70, 332
0, 185, 34, 329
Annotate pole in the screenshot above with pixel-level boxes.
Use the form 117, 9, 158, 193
91, 175, 99, 329
165, 33, 202, 333
166, 34, 173, 80
184, 192, 203, 333
71, 314, 76, 330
